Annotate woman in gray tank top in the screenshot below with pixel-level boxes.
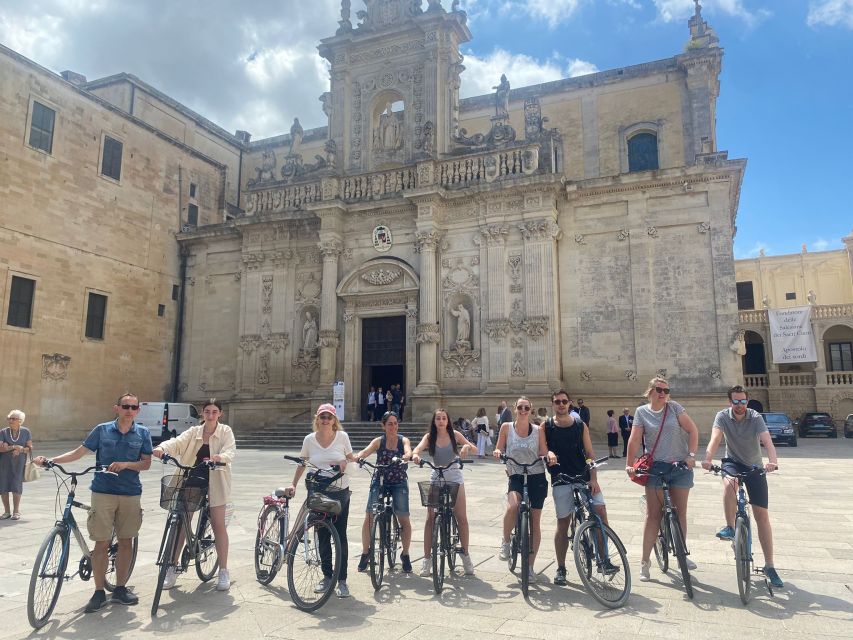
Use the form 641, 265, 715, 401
492, 396, 549, 581
412, 409, 476, 578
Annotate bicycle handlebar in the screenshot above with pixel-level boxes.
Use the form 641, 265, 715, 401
161, 453, 225, 471
553, 456, 610, 484
44, 462, 118, 477
633, 461, 689, 476
499, 454, 546, 469
417, 457, 467, 471
707, 464, 766, 480
358, 457, 408, 471
283, 455, 344, 483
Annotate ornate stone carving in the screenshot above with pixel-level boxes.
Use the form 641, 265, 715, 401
239, 335, 261, 353
406, 305, 418, 319
574, 234, 586, 245
617, 229, 630, 242
262, 275, 273, 314
42, 353, 71, 381
478, 224, 509, 245
697, 222, 711, 234
508, 254, 522, 292
417, 161, 435, 186
509, 300, 526, 333
485, 320, 511, 341
442, 344, 481, 373
510, 336, 524, 349
414, 230, 443, 253
361, 268, 403, 286
656, 368, 668, 379
511, 352, 526, 377
248, 147, 277, 187
319, 240, 343, 257
318, 329, 340, 350
257, 353, 270, 385
268, 333, 290, 353
519, 219, 561, 241
523, 317, 549, 339
243, 253, 265, 270
356, 0, 422, 31
295, 273, 321, 306
344, 311, 355, 323
708, 368, 721, 381
416, 322, 440, 344
647, 226, 659, 239
524, 96, 549, 141
729, 330, 746, 356
625, 370, 638, 382
294, 351, 320, 378
580, 371, 592, 382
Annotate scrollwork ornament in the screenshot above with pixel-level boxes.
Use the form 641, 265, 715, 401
42, 353, 71, 381
647, 226, 659, 239
625, 370, 637, 382
617, 229, 630, 242
697, 222, 711, 234
580, 370, 592, 382
361, 268, 403, 286
416, 322, 441, 344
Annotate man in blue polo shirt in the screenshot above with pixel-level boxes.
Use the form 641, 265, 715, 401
35, 392, 152, 612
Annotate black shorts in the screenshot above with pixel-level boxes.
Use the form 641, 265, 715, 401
607, 432, 619, 447
722, 459, 769, 510
507, 473, 548, 510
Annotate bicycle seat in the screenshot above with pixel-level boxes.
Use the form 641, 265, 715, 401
274, 488, 288, 498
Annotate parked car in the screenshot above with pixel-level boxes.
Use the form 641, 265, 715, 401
760, 412, 797, 447
137, 402, 200, 445
796, 412, 837, 438
845, 414, 853, 439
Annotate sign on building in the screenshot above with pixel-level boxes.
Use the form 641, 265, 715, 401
768, 306, 818, 363
333, 381, 345, 421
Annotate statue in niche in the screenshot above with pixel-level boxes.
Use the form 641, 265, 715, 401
289, 118, 303, 156
493, 74, 510, 119
450, 304, 471, 349
302, 311, 318, 352
729, 330, 746, 356
253, 147, 277, 183
374, 104, 403, 152
421, 120, 434, 154
807, 289, 817, 305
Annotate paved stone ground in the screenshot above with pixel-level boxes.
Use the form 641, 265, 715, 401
1, 437, 851, 639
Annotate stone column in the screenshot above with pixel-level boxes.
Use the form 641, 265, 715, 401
318, 238, 342, 390
480, 224, 510, 388
415, 230, 443, 390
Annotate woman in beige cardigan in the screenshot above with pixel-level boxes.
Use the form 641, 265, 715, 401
153, 399, 236, 591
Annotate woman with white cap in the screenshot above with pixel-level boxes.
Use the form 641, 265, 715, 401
286, 403, 357, 598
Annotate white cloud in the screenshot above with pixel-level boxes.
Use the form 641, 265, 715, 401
809, 238, 833, 252
460, 48, 598, 97
520, 0, 584, 27
735, 241, 772, 259
653, 0, 770, 27
807, 0, 853, 28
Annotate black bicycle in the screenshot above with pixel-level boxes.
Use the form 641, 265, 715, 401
555, 457, 631, 608
499, 454, 544, 599
152, 455, 224, 616
636, 462, 694, 599
358, 457, 406, 590
417, 457, 467, 594
27, 463, 138, 629
708, 464, 773, 604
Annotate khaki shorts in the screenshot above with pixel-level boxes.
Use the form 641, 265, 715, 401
87, 492, 143, 541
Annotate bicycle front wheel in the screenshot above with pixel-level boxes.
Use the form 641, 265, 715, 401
386, 513, 401, 569
431, 514, 445, 594
508, 514, 520, 572
152, 518, 180, 616
369, 512, 386, 591
734, 516, 752, 604
448, 514, 460, 571
654, 518, 669, 573
105, 532, 138, 592
27, 525, 69, 629
195, 508, 219, 581
668, 512, 693, 599
573, 519, 631, 609
255, 506, 283, 585
287, 517, 340, 612
520, 511, 530, 599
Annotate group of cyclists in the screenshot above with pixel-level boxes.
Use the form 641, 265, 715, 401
31, 376, 784, 618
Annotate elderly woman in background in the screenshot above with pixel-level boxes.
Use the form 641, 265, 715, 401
0, 410, 34, 520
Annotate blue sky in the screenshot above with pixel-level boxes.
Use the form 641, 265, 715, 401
2, 0, 851, 258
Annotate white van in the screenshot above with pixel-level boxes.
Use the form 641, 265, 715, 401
137, 402, 200, 444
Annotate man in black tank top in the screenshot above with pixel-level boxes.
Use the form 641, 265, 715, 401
544, 389, 614, 585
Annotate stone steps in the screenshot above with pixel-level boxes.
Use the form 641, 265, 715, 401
236, 421, 429, 450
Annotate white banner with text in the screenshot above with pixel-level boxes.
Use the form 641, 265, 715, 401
768, 306, 818, 363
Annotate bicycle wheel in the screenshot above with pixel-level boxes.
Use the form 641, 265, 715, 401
448, 514, 460, 571
369, 512, 386, 591
508, 513, 520, 572
431, 514, 445, 594
27, 525, 69, 629
520, 511, 530, 599
668, 512, 693, 599
573, 520, 631, 609
152, 518, 180, 616
105, 532, 138, 592
255, 506, 283, 585
385, 514, 401, 569
654, 518, 669, 573
287, 517, 340, 612
734, 516, 752, 604
195, 508, 219, 581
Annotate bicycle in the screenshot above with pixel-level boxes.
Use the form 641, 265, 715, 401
358, 457, 407, 591
635, 462, 694, 599
152, 454, 224, 616
499, 454, 545, 599
27, 463, 139, 629
554, 457, 631, 609
708, 464, 774, 604
417, 457, 467, 594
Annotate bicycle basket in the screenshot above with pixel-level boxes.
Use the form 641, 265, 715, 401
418, 480, 460, 508
160, 475, 206, 513
305, 476, 345, 515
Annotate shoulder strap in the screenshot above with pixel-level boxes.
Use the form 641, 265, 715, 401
647, 403, 669, 456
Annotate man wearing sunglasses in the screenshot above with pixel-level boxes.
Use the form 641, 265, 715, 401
702, 385, 783, 588
34, 392, 152, 611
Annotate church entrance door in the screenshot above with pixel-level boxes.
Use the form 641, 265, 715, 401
362, 316, 406, 420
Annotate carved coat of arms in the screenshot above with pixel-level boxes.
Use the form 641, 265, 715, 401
372, 225, 393, 252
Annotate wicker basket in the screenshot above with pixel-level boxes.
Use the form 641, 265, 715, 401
159, 475, 206, 513
418, 480, 460, 508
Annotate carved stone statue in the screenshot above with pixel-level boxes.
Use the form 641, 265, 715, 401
427, 0, 442, 11
302, 312, 318, 352
807, 289, 817, 305
422, 120, 434, 154
729, 330, 746, 356
324, 138, 337, 169
450, 304, 471, 348
374, 105, 403, 152
289, 118, 303, 156
254, 147, 276, 183
493, 74, 510, 119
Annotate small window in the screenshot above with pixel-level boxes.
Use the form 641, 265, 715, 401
785, 292, 796, 301
28, 101, 56, 154
736, 281, 755, 311
7, 276, 36, 328
829, 343, 853, 371
627, 132, 659, 172
189, 183, 197, 198
187, 204, 198, 226
101, 136, 123, 181
171, 284, 179, 301
158, 304, 166, 317
85, 292, 108, 339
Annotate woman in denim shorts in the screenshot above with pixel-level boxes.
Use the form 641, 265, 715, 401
626, 376, 700, 581
354, 411, 414, 574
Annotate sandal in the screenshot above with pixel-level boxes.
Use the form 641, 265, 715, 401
11, 513, 21, 520
0, 513, 11, 520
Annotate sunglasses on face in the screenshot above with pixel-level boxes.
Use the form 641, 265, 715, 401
318, 414, 334, 420
654, 387, 671, 395
120, 404, 139, 410
517, 405, 531, 411
553, 399, 569, 405
731, 399, 748, 405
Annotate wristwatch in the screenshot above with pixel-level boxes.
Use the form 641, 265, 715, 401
687, 452, 696, 458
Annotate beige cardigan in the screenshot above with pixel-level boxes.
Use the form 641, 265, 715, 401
158, 423, 236, 508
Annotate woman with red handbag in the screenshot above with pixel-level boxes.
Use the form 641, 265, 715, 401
625, 377, 699, 582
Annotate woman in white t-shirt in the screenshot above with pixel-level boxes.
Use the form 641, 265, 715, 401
286, 403, 357, 598
473, 408, 490, 457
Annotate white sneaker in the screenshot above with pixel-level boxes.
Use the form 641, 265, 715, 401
528, 567, 537, 583
313, 577, 331, 593
460, 552, 474, 575
163, 566, 177, 590
419, 558, 431, 577
216, 568, 230, 591
499, 541, 511, 561
335, 581, 350, 598
639, 560, 651, 582
685, 558, 697, 571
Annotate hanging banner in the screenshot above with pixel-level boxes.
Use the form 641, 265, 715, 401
768, 306, 818, 363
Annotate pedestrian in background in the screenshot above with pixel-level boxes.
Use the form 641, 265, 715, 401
0, 410, 33, 520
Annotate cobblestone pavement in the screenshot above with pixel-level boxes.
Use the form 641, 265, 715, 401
1, 437, 851, 639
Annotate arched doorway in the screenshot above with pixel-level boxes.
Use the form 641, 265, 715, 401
742, 331, 767, 375
747, 399, 764, 413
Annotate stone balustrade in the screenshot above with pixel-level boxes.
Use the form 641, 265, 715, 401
244, 182, 322, 214
738, 309, 767, 324
436, 143, 540, 189
779, 373, 816, 387
739, 303, 853, 325
340, 167, 417, 201
743, 374, 767, 388
826, 372, 853, 385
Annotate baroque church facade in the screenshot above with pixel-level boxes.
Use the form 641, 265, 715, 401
177, 0, 746, 430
